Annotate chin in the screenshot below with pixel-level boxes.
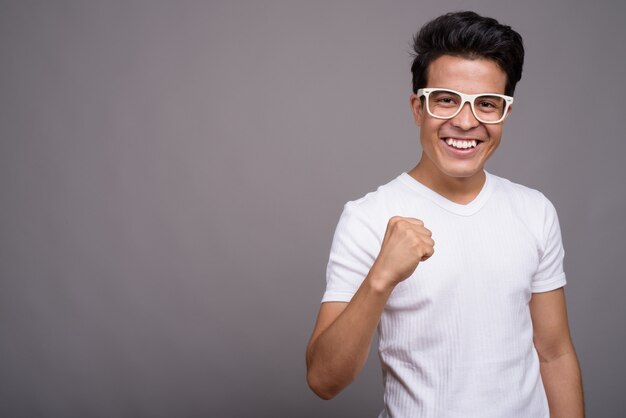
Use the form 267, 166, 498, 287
439, 163, 485, 180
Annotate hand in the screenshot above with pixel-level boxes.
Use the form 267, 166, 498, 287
371, 216, 434, 287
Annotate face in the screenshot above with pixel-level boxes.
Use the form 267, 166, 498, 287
410, 55, 511, 185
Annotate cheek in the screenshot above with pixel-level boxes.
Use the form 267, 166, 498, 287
487, 127, 504, 145
419, 125, 437, 148
420, 119, 444, 138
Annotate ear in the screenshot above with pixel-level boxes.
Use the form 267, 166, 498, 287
410, 94, 424, 127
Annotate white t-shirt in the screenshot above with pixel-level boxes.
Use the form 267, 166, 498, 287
322, 171, 566, 418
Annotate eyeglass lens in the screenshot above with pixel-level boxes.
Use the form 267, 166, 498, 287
427, 90, 506, 122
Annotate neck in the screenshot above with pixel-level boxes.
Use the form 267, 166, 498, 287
408, 159, 486, 205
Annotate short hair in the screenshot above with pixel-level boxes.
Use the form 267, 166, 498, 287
410, 11, 524, 96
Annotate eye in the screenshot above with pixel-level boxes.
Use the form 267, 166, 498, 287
432, 94, 459, 106
476, 96, 503, 112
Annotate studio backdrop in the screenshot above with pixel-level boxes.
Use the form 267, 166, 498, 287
1, 1, 625, 417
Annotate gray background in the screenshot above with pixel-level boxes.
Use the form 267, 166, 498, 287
1, 0, 625, 417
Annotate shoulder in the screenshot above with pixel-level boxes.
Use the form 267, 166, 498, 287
488, 173, 561, 247
334, 174, 409, 239
342, 174, 407, 218
489, 173, 557, 215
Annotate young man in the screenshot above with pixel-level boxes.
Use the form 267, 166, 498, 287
306, 11, 584, 418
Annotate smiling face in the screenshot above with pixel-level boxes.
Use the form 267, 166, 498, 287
410, 55, 511, 194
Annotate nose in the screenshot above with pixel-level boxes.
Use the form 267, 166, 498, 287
450, 102, 480, 130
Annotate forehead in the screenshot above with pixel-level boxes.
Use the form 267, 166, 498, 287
426, 55, 507, 94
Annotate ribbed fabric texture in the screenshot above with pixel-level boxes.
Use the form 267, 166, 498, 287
323, 171, 566, 418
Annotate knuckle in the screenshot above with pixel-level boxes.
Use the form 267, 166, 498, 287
397, 221, 412, 232
407, 229, 420, 241
410, 235, 423, 247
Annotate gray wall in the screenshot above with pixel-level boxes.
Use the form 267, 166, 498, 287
1, 1, 624, 417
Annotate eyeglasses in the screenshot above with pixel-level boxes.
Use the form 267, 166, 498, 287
417, 88, 514, 124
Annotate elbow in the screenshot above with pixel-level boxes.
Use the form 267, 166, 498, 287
306, 369, 340, 400
306, 343, 353, 400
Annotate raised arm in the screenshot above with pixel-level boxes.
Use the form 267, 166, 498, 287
306, 216, 434, 399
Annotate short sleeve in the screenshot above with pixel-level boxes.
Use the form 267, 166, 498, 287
531, 198, 567, 293
322, 202, 381, 303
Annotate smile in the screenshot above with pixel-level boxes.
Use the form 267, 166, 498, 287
444, 138, 479, 149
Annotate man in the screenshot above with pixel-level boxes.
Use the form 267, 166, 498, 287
306, 11, 584, 418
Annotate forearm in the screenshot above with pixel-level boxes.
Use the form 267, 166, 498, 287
540, 350, 584, 418
306, 271, 394, 399
307, 215, 433, 399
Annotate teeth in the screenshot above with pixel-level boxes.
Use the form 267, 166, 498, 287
445, 138, 477, 149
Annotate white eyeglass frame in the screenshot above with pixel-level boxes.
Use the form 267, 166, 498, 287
416, 88, 514, 124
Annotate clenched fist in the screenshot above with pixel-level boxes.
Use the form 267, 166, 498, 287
371, 216, 434, 287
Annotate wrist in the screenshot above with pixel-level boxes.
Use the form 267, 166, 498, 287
366, 264, 398, 294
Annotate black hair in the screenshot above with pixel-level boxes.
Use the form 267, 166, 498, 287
410, 11, 524, 96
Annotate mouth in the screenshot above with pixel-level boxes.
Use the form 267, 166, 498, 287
442, 137, 483, 151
